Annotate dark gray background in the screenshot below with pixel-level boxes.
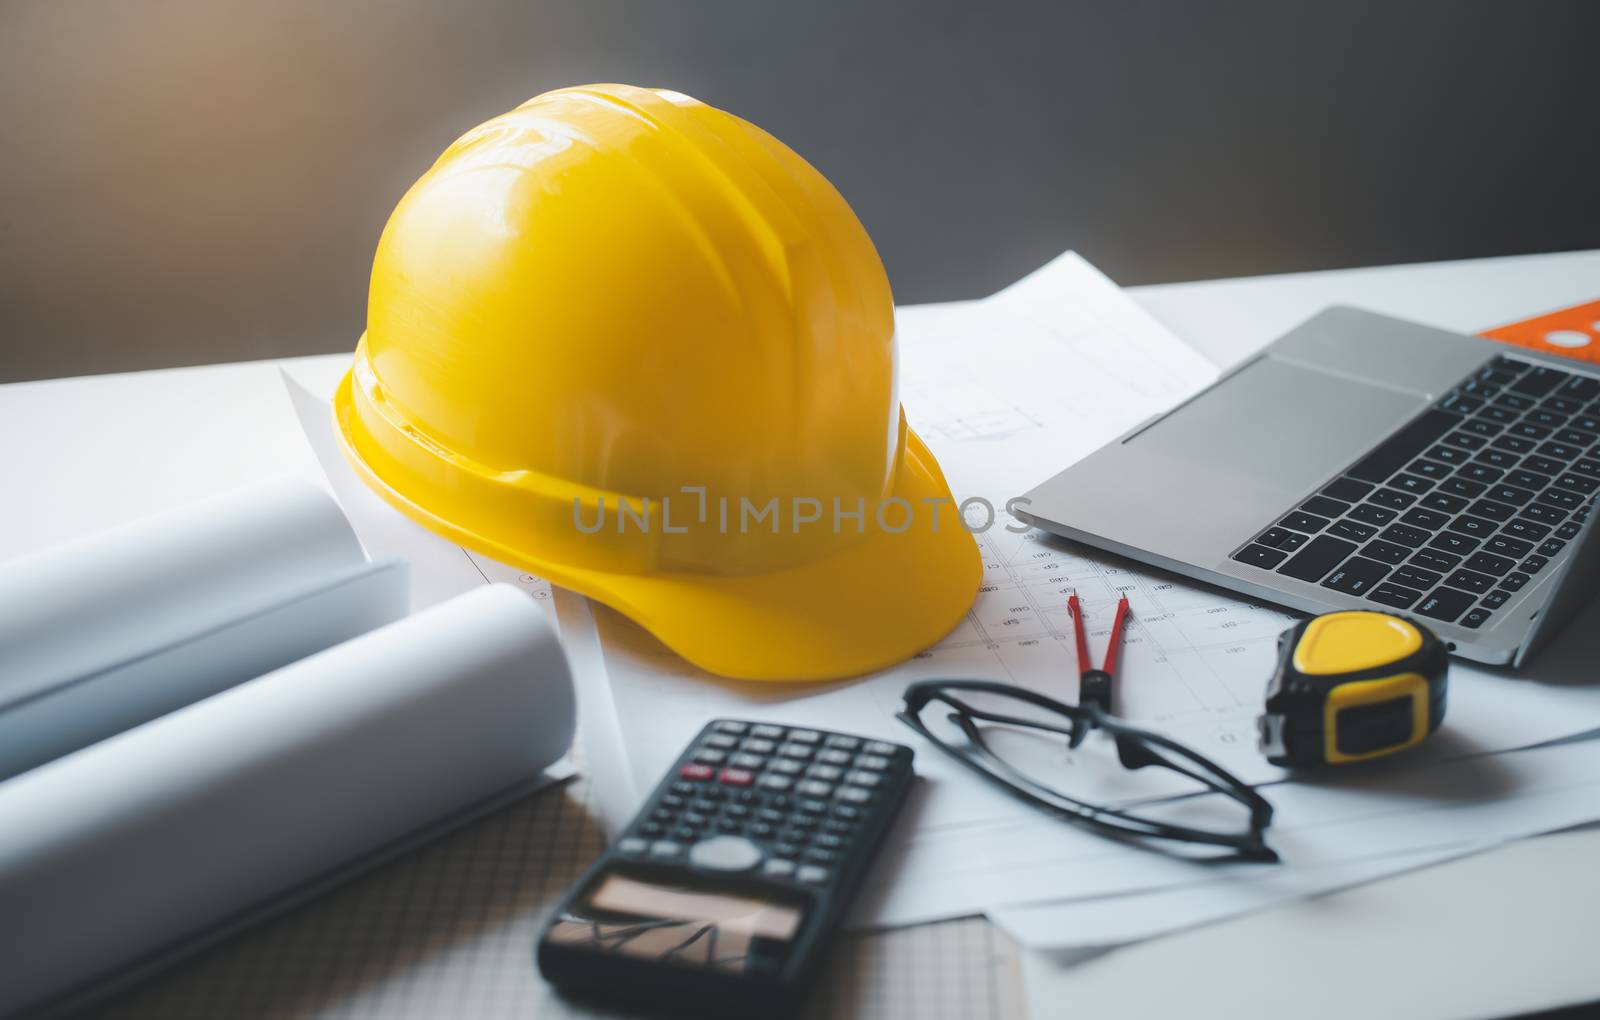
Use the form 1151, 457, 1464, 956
3, 0, 1597, 382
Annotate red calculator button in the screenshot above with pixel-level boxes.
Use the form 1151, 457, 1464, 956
718, 768, 754, 786
679, 763, 715, 781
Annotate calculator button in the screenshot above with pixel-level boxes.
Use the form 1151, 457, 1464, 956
713, 721, 749, 735
742, 738, 776, 754
718, 768, 755, 787
854, 754, 893, 772
822, 819, 853, 835
649, 840, 684, 859
660, 794, 685, 809
778, 744, 814, 759
789, 814, 818, 830
837, 787, 873, 804
787, 729, 822, 744
814, 833, 846, 850
749, 822, 775, 838
797, 798, 829, 816
768, 759, 803, 775
757, 808, 786, 825
673, 826, 698, 842
818, 749, 853, 766
688, 835, 763, 872
774, 842, 803, 858
693, 748, 728, 765
833, 804, 864, 821
683, 812, 710, 827
679, 763, 715, 781
779, 828, 810, 844
651, 808, 674, 821
669, 781, 697, 795
806, 765, 844, 782
640, 821, 663, 836
804, 848, 838, 864
758, 775, 793, 792
690, 798, 718, 812
729, 753, 765, 770
797, 865, 831, 885
752, 724, 785, 739
717, 817, 742, 832
824, 735, 862, 750
844, 771, 883, 788
797, 780, 834, 798
864, 741, 899, 756
618, 837, 649, 856
703, 733, 739, 749
725, 803, 751, 818
763, 858, 797, 879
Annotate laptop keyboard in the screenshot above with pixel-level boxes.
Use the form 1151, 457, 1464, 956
1232, 355, 1598, 629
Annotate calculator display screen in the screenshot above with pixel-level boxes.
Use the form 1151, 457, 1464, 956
544, 871, 806, 974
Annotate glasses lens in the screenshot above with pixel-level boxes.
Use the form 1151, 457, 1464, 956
908, 683, 1269, 854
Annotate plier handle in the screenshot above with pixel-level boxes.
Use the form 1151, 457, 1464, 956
1066, 593, 1131, 714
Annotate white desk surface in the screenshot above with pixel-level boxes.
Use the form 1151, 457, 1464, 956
3, 248, 1598, 1019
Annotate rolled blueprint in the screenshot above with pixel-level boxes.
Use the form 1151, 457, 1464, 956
0, 479, 390, 780
0, 583, 575, 1018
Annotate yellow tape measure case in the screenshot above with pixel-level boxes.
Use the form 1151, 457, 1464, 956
1259, 611, 1448, 767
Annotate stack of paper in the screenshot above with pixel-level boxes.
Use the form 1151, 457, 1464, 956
291, 252, 1600, 962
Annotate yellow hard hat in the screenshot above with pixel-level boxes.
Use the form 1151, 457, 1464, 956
334, 84, 980, 681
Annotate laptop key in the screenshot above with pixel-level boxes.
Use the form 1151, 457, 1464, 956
1279, 511, 1330, 533
1481, 589, 1512, 609
1440, 394, 1482, 414
1367, 582, 1423, 610
1346, 410, 1459, 484
1523, 455, 1567, 476
1473, 447, 1521, 469
1538, 538, 1566, 556
1463, 552, 1515, 576
1502, 518, 1552, 541
1558, 376, 1600, 401
1541, 488, 1586, 510
1456, 464, 1504, 485
1379, 523, 1430, 547
1231, 543, 1289, 569
1521, 502, 1568, 524
1329, 519, 1377, 542
1426, 444, 1469, 464
1556, 473, 1599, 494
1499, 571, 1531, 592
1538, 441, 1584, 460
1443, 432, 1486, 451
1506, 469, 1552, 491
1466, 499, 1515, 522
1483, 534, 1534, 559
1322, 557, 1390, 596
1322, 477, 1375, 502
1444, 569, 1495, 594
1543, 396, 1586, 415
1428, 530, 1479, 555
1408, 459, 1452, 479
1495, 393, 1537, 411
1510, 365, 1570, 397
1553, 429, 1598, 448
1485, 484, 1535, 506
1573, 415, 1600, 433
1575, 457, 1600, 477
1349, 504, 1397, 526
1459, 419, 1502, 437
1459, 607, 1493, 630
1390, 565, 1442, 590
1276, 536, 1358, 582
1521, 555, 1549, 573
1438, 477, 1487, 498
1420, 491, 1469, 514
1368, 488, 1416, 510
1507, 422, 1551, 441
1524, 409, 1567, 428
1301, 495, 1350, 518
1556, 520, 1582, 539
1410, 549, 1461, 572
1399, 507, 1450, 530
1447, 515, 1498, 539
1390, 473, 1434, 494
1479, 405, 1520, 424
1491, 434, 1538, 454
1361, 539, 1411, 564
1415, 587, 1475, 622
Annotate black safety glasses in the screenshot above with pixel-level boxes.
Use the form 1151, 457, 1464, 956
897, 679, 1278, 862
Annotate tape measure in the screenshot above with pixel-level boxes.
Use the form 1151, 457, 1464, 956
1258, 610, 1448, 767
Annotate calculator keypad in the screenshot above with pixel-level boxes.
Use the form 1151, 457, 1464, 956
637, 721, 911, 888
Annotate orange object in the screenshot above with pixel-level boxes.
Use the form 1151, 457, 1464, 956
1480, 299, 1600, 365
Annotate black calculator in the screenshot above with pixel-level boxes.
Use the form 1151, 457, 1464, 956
537, 720, 914, 1016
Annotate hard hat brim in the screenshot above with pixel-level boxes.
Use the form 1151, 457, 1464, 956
333, 379, 981, 681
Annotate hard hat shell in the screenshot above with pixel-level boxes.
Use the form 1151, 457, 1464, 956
335, 84, 980, 680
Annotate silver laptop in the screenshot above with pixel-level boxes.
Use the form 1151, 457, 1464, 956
1018, 306, 1600, 667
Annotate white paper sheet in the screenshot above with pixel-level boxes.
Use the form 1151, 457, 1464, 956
573, 252, 1600, 930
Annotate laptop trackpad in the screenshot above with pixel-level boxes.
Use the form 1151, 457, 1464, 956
1122, 356, 1425, 552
